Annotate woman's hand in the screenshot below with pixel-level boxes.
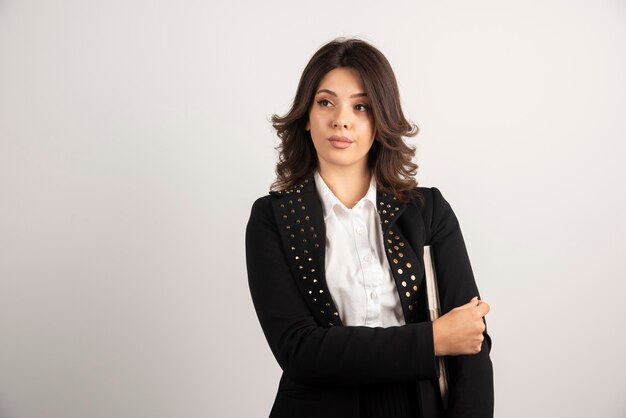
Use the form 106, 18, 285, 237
432, 297, 490, 356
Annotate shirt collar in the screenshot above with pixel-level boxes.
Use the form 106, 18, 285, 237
313, 170, 378, 219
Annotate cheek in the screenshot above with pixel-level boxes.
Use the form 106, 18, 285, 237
307, 114, 324, 147
309, 111, 327, 131
361, 119, 374, 139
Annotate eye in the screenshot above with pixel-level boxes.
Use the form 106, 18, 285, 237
355, 104, 370, 112
317, 99, 333, 107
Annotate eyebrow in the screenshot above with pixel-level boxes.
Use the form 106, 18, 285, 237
316, 88, 368, 98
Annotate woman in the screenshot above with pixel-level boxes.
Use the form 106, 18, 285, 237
245, 38, 493, 418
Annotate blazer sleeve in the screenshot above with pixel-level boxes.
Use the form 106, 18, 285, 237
428, 187, 494, 418
245, 195, 439, 386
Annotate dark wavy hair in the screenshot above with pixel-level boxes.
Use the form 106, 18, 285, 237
271, 38, 420, 203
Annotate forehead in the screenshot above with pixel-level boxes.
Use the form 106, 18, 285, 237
316, 67, 366, 93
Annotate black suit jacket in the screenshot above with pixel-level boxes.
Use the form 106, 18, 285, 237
245, 178, 493, 418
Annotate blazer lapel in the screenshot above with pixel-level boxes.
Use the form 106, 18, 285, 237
270, 180, 428, 327
270, 178, 343, 327
376, 191, 427, 324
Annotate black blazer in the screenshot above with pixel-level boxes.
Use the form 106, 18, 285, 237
245, 178, 493, 418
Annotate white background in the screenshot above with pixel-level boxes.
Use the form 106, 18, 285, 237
1, 0, 625, 417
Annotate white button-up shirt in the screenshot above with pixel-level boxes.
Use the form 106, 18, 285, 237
314, 171, 405, 327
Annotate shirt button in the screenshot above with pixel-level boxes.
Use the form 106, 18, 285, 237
371, 290, 378, 300
363, 254, 372, 262
355, 227, 363, 235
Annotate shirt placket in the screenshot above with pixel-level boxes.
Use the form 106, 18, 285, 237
352, 204, 384, 327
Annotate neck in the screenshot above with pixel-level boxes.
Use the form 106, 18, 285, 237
318, 163, 372, 209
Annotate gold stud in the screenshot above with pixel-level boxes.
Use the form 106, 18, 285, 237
405, 291, 410, 297
387, 239, 392, 244
406, 262, 412, 268
398, 253, 404, 258
408, 305, 413, 311
387, 249, 392, 254
398, 269, 403, 274
399, 242, 404, 247
411, 274, 416, 280
394, 246, 399, 250
394, 236, 399, 240
413, 285, 418, 291
393, 259, 398, 264
401, 281, 407, 287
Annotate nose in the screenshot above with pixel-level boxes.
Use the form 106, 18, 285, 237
332, 106, 351, 129
332, 119, 350, 129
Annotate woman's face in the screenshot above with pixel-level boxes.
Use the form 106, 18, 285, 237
306, 67, 375, 173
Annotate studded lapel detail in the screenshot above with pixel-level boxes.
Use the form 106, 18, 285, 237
270, 179, 343, 327
376, 191, 426, 324
270, 181, 427, 327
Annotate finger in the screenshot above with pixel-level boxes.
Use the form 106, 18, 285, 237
451, 297, 480, 312
459, 297, 480, 309
476, 301, 490, 317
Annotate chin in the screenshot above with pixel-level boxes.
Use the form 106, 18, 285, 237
320, 155, 368, 169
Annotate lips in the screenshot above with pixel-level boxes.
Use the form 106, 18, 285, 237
328, 135, 353, 149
